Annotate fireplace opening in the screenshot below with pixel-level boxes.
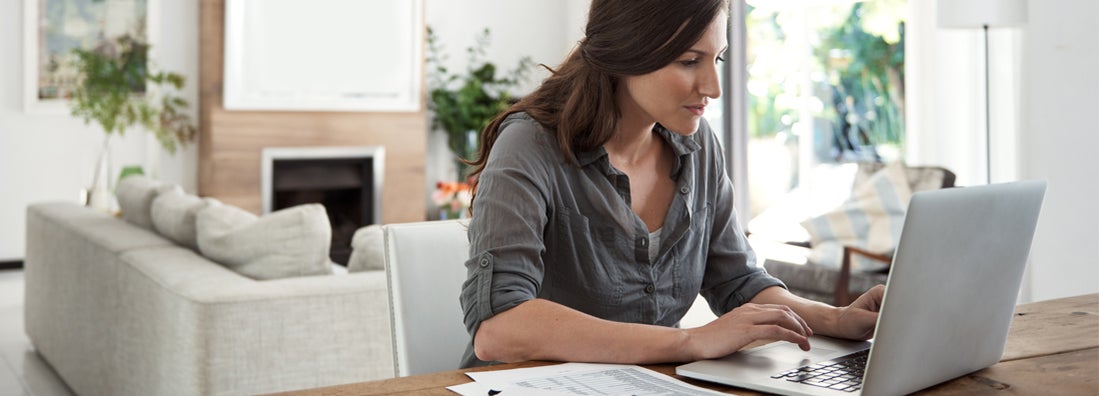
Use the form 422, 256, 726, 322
262, 147, 384, 265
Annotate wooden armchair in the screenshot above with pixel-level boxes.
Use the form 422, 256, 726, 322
834, 246, 893, 305
760, 163, 956, 306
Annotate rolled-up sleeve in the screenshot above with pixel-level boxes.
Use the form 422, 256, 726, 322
460, 117, 554, 341
699, 134, 785, 315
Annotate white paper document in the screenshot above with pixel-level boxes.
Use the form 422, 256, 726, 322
447, 363, 732, 396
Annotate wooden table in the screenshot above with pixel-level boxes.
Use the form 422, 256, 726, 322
276, 293, 1099, 395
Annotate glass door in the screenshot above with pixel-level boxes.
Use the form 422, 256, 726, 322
739, 0, 907, 241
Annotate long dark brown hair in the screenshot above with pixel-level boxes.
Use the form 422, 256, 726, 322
466, 0, 729, 205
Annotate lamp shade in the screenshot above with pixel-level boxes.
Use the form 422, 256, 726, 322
938, 0, 1027, 28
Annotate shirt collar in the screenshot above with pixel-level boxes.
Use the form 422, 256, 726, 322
575, 123, 703, 169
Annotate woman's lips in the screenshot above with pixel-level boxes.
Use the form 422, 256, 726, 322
685, 105, 706, 116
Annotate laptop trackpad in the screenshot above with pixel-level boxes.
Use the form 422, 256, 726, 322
742, 342, 840, 365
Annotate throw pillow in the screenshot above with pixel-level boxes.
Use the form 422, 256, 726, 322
855, 161, 947, 194
196, 202, 334, 280
347, 224, 385, 272
116, 175, 175, 230
801, 161, 913, 271
150, 187, 216, 250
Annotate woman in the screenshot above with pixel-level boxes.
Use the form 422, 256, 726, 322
459, 0, 884, 368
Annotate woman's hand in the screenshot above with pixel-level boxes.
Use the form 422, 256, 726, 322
684, 303, 814, 360
831, 285, 886, 340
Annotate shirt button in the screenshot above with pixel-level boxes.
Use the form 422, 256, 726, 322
680, 186, 690, 194
479, 257, 490, 268
639, 237, 648, 248
644, 284, 655, 294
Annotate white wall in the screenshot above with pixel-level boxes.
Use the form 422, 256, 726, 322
1020, 0, 1099, 302
0, 0, 199, 261
422, 0, 589, 193
908, 0, 1099, 302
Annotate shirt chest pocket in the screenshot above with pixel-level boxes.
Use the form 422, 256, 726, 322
543, 207, 625, 308
545, 206, 627, 265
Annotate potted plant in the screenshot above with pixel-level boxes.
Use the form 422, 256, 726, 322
427, 27, 533, 180
68, 33, 197, 210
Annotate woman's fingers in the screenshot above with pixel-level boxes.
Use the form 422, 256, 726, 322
742, 304, 813, 338
773, 304, 813, 338
725, 303, 814, 351
691, 304, 817, 360
754, 324, 811, 351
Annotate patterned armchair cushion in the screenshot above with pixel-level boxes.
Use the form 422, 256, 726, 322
800, 161, 912, 271
854, 161, 955, 193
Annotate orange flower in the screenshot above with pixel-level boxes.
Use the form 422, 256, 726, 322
433, 181, 473, 210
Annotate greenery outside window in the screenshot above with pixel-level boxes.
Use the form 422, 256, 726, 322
742, 0, 907, 232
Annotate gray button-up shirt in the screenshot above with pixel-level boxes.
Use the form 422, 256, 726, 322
459, 113, 783, 367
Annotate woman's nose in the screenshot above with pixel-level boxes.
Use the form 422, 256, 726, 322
699, 62, 722, 99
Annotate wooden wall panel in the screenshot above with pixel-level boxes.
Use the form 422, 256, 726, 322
198, 0, 427, 223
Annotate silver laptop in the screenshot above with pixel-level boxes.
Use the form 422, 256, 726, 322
677, 180, 1047, 396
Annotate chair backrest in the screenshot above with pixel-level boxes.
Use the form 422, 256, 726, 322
382, 220, 471, 377
854, 162, 956, 192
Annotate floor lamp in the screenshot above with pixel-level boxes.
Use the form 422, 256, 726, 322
937, 0, 1027, 184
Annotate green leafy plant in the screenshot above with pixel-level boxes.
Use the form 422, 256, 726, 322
427, 27, 533, 179
69, 34, 196, 154
744, 2, 904, 162
815, 2, 905, 159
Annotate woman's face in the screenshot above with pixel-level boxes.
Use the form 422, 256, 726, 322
618, 14, 728, 136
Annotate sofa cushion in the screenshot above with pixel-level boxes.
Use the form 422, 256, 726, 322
116, 175, 175, 230
196, 202, 334, 280
801, 161, 912, 270
347, 224, 384, 272
151, 187, 216, 250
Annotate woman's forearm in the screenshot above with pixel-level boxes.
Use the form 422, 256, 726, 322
749, 286, 842, 336
475, 293, 822, 363
473, 298, 695, 364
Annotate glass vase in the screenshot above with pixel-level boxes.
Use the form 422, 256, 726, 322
86, 135, 113, 212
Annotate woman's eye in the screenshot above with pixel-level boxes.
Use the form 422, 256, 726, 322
679, 59, 700, 67
716, 56, 726, 63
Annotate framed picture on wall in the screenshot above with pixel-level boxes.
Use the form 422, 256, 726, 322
223, 0, 423, 112
22, 0, 158, 114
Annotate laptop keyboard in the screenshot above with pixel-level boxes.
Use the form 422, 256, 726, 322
770, 349, 869, 392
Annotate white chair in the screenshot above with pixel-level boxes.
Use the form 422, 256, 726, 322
382, 220, 471, 376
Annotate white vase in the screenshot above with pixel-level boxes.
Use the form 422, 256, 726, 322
86, 135, 113, 212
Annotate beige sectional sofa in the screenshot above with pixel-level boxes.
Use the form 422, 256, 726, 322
24, 199, 396, 395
